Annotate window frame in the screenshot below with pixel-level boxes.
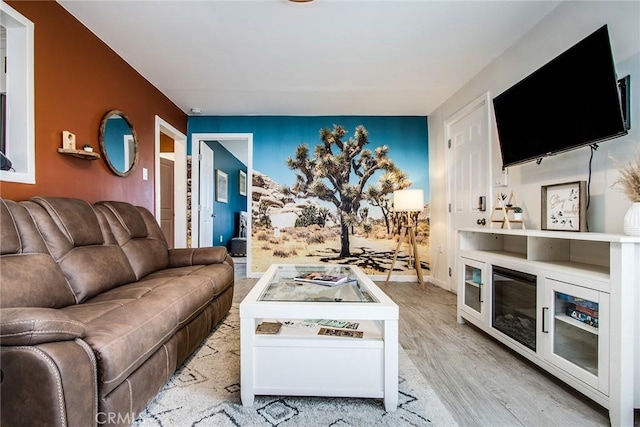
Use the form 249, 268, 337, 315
0, 2, 35, 184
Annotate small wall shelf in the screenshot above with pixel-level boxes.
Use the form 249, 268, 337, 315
58, 148, 100, 160
490, 191, 525, 229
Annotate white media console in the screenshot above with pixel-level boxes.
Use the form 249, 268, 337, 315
456, 228, 639, 426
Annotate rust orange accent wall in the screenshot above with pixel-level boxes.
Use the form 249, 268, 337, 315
1, 1, 187, 212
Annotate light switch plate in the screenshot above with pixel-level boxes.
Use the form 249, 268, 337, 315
493, 169, 508, 187
142, 168, 148, 181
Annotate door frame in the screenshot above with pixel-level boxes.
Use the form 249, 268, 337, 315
155, 116, 187, 248
191, 132, 253, 267
444, 92, 492, 292
198, 140, 215, 247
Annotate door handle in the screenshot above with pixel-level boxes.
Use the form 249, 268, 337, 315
542, 307, 549, 333
476, 218, 486, 226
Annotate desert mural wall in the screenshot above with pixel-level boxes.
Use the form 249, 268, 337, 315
188, 116, 429, 276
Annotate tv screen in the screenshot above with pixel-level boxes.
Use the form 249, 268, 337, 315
493, 25, 628, 168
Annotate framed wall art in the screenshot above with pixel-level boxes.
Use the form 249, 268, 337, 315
216, 170, 228, 203
239, 170, 247, 196
541, 181, 586, 232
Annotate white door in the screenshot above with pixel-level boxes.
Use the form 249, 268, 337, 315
199, 141, 214, 247
446, 94, 491, 292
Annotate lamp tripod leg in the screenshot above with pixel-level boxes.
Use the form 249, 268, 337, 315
408, 227, 425, 289
385, 226, 407, 284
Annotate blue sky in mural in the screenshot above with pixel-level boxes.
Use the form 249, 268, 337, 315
188, 115, 429, 220
251, 116, 429, 202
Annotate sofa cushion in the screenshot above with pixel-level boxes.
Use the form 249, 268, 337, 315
0, 308, 86, 345
168, 247, 229, 268
31, 196, 104, 247
24, 198, 137, 303
1, 200, 21, 255
62, 274, 214, 396
95, 202, 169, 280
143, 263, 234, 299
0, 200, 76, 308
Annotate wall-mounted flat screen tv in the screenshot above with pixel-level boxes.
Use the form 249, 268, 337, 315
493, 25, 628, 168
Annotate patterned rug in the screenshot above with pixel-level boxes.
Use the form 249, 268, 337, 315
134, 305, 458, 426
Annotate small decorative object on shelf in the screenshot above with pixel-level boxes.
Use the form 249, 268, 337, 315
541, 181, 586, 232
62, 131, 76, 150
513, 206, 523, 221
489, 191, 525, 229
255, 321, 282, 335
612, 149, 640, 236
83, 144, 94, 153
58, 131, 100, 160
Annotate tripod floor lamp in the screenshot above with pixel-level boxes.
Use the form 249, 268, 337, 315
385, 189, 425, 286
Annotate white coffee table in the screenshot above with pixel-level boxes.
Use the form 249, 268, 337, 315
240, 264, 399, 411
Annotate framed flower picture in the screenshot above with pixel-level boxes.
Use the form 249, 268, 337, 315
239, 170, 247, 196
541, 181, 586, 231
216, 170, 228, 203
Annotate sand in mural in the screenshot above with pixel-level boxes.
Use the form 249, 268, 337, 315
250, 124, 429, 276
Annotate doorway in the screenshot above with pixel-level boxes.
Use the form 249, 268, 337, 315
155, 116, 187, 248
190, 133, 253, 271
445, 93, 492, 292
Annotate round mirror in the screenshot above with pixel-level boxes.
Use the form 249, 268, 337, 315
99, 110, 139, 177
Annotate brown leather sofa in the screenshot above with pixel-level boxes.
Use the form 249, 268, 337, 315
0, 196, 234, 426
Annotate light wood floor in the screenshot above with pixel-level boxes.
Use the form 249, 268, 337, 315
232, 269, 631, 427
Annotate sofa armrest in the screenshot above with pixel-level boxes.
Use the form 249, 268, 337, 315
168, 247, 229, 268
1, 340, 97, 427
0, 308, 86, 346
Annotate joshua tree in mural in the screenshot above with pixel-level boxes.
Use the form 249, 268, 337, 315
365, 168, 412, 235
256, 200, 272, 228
285, 124, 395, 258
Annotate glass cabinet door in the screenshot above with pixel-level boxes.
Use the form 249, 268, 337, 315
543, 278, 609, 394
460, 258, 486, 322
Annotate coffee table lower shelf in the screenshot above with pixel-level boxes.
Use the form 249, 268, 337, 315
240, 318, 398, 411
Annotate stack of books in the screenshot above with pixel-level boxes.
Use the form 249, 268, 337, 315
293, 272, 353, 287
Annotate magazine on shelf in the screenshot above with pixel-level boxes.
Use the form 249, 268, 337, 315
293, 272, 352, 286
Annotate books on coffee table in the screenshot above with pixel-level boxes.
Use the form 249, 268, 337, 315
293, 272, 352, 286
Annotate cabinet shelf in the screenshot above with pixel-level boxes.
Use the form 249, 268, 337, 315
57, 148, 100, 160
465, 280, 480, 288
554, 314, 599, 335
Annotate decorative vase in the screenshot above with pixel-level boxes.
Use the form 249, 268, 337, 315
513, 213, 523, 221
623, 202, 640, 236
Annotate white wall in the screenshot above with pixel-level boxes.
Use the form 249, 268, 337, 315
429, 1, 640, 290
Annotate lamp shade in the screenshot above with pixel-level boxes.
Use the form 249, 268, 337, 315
393, 189, 424, 212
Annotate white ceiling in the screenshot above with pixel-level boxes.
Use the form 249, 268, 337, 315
58, 0, 561, 117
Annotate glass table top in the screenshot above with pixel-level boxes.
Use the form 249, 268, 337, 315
258, 265, 379, 303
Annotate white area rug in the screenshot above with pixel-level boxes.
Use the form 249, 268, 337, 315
134, 305, 458, 426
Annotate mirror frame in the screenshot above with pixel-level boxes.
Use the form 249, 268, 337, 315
99, 110, 139, 177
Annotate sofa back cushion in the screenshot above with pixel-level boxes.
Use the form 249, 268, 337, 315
0, 199, 76, 308
95, 201, 169, 279
26, 197, 137, 303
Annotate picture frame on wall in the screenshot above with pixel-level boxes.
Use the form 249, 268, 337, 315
541, 181, 587, 232
216, 170, 228, 203
239, 170, 247, 196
